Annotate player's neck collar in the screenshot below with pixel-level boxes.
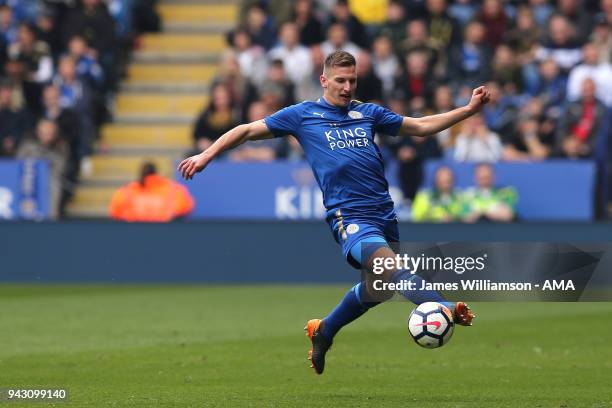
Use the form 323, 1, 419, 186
318, 95, 350, 111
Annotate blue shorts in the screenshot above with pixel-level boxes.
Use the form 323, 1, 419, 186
326, 207, 400, 269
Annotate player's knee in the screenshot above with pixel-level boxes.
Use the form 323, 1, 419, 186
363, 269, 395, 302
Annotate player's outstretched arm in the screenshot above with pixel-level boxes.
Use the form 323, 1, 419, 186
178, 120, 273, 180
399, 86, 491, 137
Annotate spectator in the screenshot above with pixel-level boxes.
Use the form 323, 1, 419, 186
491, 44, 523, 95
40, 84, 82, 186
481, 80, 517, 140
557, 77, 607, 159
328, 0, 369, 49
66, 34, 104, 89
0, 5, 18, 47
292, 0, 324, 46
229, 100, 280, 162
320, 23, 361, 58
448, 21, 491, 89
258, 59, 296, 109
371, 35, 399, 98
52, 55, 95, 157
61, 0, 116, 68
109, 162, 194, 222
243, 4, 276, 51
231, 28, 267, 86
258, 81, 286, 114
393, 131, 442, 202
299, 44, 326, 102
603, 0, 612, 24
590, 14, 611, 64
376, 0, 407, 48
412, 166, 466, 222
399, 19, 444, 79
2, 58, 26, 108
8, 23, 53, 114
354, 52, 383, 102
395, 50, 435, 106
0, 79, 29, 156
108, 0, 136, 39
16, 119, 68, 219
211, 51, 258, 121
504, 6, 542, 64
530, 59, 567, 116
424, 0, 461, 50
476, 0, 509, 49
66, 34, 107, 128
462, 163, 518, 222
534, 15, 583, 73
454, 113, 503, 163
268, 22, 313, 97
35, 7, 62, 60
191, 82, 240, 155
557, 0, 593, 43
502, 97, 554, 161
62, 0, 117, 91
567, 42, 612, 107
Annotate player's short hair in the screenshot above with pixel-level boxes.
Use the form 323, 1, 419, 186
323, 50, 356, 76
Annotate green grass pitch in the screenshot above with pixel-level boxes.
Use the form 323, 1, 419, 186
1, 285, 611, 407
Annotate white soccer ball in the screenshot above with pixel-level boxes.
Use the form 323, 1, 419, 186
408, 302, 454, 348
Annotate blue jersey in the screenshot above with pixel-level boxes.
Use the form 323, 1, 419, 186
264, 97, 403, 216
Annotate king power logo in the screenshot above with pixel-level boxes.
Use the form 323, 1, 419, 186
324, 127, 370, 151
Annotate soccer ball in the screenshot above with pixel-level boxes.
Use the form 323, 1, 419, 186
408, 302, 454, 348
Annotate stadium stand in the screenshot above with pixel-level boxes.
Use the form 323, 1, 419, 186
65, 1, 238, 217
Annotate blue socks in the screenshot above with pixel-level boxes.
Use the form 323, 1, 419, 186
321, 282, 379, 341
391, 269, 455, 311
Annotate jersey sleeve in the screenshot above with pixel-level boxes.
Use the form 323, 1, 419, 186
264, 104, 302, 138
372, 104, 404, 136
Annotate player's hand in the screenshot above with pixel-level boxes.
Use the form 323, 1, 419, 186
178, 153, 210, 180
467, 86, 491, 113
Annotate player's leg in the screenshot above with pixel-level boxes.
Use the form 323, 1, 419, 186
305, 235, 388, 375
318, 236, 389, 341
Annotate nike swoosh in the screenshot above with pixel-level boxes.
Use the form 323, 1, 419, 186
414, 321, 441, 330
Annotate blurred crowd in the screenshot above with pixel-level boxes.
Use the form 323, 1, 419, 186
195, 0, 612, 218
412, 164, 518, 222
0, 0, 158, 218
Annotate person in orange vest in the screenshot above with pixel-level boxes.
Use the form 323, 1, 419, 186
109, 161, 195, 222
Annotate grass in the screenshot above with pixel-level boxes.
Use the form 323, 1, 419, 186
0, 285, 611, 407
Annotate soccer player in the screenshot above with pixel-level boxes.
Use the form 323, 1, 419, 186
178, 51, 488, 374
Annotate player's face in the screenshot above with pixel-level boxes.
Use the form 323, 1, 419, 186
321, 65, 357, 107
